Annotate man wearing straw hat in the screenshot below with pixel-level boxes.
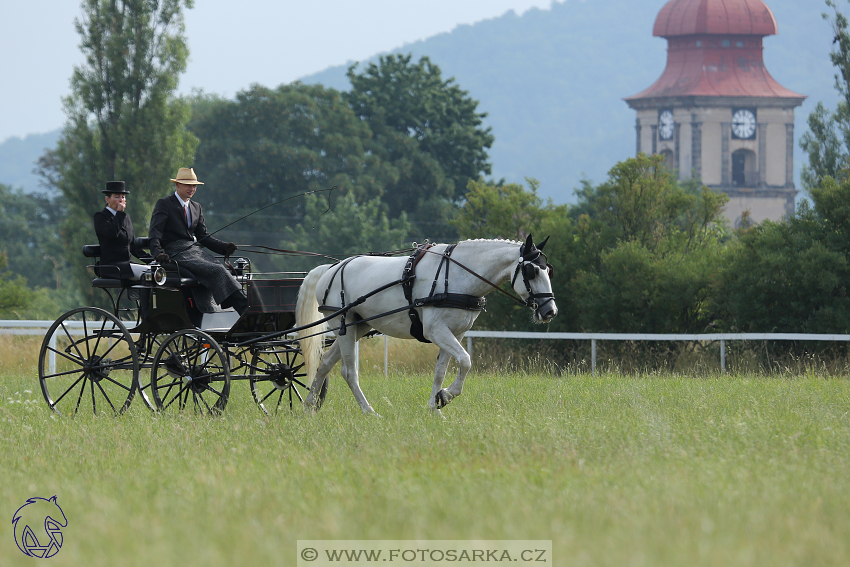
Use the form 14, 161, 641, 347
148, 167, 247, 315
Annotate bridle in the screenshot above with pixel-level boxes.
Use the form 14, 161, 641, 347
511, 247, 556, 316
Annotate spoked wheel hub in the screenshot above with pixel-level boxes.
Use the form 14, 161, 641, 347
267, 363, 295, 390
86, 355, 112, 382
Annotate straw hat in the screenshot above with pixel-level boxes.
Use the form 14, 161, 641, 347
170, 167, 204, 185
102, 181, 129, 194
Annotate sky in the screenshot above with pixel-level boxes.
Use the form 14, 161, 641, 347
0, 0, 555, 143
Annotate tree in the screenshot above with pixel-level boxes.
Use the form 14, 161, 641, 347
0, 184, 66, 289
568, 155, 728, 333
276, 191, 412, 272
800, 0, 850, 190
38, 0, 198, 299
716, 175, 850, 333
0, 252, 34, 319
345, 54, 494, 235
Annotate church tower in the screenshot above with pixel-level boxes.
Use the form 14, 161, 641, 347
625, 0, 806, 226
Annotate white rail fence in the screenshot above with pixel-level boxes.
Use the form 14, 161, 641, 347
5, 320, 850, 375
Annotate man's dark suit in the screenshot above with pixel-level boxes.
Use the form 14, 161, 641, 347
148, 193, 242, 311
93, 208, 147, 279
148, 193, 229, 258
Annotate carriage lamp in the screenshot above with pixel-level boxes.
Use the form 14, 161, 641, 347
142, 265, 167, 286
234, 258, 250, 277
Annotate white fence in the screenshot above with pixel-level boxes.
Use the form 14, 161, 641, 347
6, 320, 850, 375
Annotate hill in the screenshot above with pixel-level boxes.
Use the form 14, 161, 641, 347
0, 0, 839, 202
0, 130, 60, 195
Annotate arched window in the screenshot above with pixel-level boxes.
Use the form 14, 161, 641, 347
732, 149, 757, 186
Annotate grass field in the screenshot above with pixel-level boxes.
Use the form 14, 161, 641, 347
1, 335, 850, 566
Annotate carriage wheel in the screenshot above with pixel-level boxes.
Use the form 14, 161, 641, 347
38, 307, 139, 416
134, 333, 168, 411
247, 344, 311, 415
150, 330, 231, 414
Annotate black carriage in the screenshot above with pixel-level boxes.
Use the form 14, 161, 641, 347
38, 238, 314, 416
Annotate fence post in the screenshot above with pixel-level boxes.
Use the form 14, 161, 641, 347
467, 336, 472, 360
720, 339, 726, 374
384, 334, 388, 376
591, 339, 597, 375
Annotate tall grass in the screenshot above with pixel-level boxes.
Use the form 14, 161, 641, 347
2, 335, 850, 566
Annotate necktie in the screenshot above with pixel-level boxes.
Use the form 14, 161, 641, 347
184, 205, 190, 227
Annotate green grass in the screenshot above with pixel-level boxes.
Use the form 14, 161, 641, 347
2, 368, 849, 567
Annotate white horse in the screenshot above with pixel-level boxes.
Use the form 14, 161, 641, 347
295, 235, 558, 415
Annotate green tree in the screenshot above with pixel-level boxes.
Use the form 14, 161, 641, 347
345, 54, 494, 237
0, 184, 66, 289
716, 175, 850, 333
800, 0, 850, 190
276, 191, 412, 272
188, 84, 388, 265
38, 0, 198, 300
569, 155, 728, 333
0, 252, 34, 319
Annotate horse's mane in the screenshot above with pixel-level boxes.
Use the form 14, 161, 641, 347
457, 238, 522, 246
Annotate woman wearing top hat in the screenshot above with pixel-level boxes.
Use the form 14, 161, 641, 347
148, 167, 247, 315
93, 181, 149, 280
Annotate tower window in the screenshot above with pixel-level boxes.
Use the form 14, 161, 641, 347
721, 39, 731, 47
732, 149, 757, 186
736, 40, 745, 47
695, 40, 702, 47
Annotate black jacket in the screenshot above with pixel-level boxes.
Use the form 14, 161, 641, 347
93, 208, 147, 279
148, 193, 228, 258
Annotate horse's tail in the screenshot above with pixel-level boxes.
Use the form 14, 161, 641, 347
296, 264, 332, 387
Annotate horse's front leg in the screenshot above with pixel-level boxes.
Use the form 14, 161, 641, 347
428, 329, 471, 412
429, 349, 453, 416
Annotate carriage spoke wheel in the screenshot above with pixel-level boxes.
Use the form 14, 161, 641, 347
38, 307, 139, 416
151, 330, 230, 415
248, 345, 310, 415
134, 333, 167, 411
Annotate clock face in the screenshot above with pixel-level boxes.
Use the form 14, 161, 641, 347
732, 109, 757, 139
658, 110, 674, 140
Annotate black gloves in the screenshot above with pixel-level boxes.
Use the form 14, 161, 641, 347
155, 253, 170, 264
223, 242, 237, 256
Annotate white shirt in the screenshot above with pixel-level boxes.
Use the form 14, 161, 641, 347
174, 191, 191, 226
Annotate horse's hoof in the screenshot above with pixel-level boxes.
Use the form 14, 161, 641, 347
434, 389, 451, 409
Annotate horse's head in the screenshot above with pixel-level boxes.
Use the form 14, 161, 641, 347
511, 234, 558, 322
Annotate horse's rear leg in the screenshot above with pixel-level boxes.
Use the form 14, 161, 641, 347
305, 340, 341, 413
336, 330, 377, 414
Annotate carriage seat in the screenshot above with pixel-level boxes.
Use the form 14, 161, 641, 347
83, 239, 200, 288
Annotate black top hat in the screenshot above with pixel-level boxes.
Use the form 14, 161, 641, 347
102, 181, 129, 195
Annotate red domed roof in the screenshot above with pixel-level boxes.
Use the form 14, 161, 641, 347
654, 0, 778, 37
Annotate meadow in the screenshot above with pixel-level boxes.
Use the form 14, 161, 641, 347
1, 334, 849, 566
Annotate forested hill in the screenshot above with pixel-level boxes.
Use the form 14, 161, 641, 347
301, 0, 837, 203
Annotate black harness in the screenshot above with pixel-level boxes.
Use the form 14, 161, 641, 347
402, 243, 486, 343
